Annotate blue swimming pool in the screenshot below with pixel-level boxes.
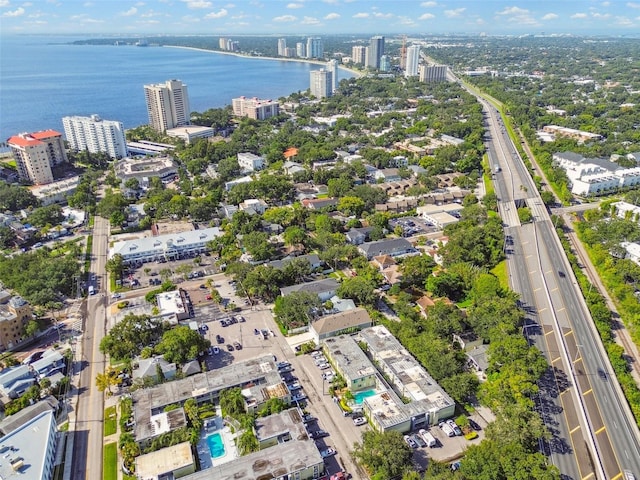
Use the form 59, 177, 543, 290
207, 432, 225, 458
354, 389, 376, 404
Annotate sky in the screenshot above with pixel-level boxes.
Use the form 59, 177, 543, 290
1, 0, 639, 36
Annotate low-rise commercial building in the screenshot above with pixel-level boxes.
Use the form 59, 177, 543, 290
358, 238, 416, 260
114, 156, 178, 186
166, 125, 215, 144
0, 296, 32, 352
0, 410, 57, 480
358, 325, 455, 432
135, 441, 196, 480
109, 227, 223, 264
132, 356, 289, 446
30, 176, 80, 206
157, 290, 191, 322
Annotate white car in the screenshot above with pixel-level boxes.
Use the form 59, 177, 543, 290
353, 416, 366, 426
212, 346, 220, 355
320, 448, 336, 458
112, 293, 122, 299
404, 435, 418, 448
318, 363, 331, 370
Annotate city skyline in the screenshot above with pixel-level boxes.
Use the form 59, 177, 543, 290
1, 1, 639, 36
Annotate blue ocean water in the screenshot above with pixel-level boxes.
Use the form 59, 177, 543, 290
0, 35, 349, 139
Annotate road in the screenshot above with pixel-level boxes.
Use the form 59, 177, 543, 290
475, 90, 640, 478
71, 215, 110, 479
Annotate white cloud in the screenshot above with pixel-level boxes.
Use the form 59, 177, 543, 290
616, 15, 634, 25
324, 12, 339, 20
141, 10, 164, 17
205, 8, 227, 18
397, 15, 416, 26
571, 12, 587, 18
353, 12, 369, 18
2, 6, 24, 16
444, 8, 465, 18
287, 2, 303, 8
183, 0, 212, 9
601, 1, 610, 5
627, 2, 640, 8
592, 12, 611, 19
419, 12, 435, 20
323, 0, 338, 3
82, 17, 104, 23
135, 1, 145, 6
224, 3, 235, 7
421, 1, 437, 6
121, 7, 137, 16
82, 1, 93, 5
497, 6, 528, 16
301, 15, 320, 24
137, 19, 159, 24
0, 0, 10, 6
373, 12, 393, 18
22, 2, 32, 6
273, 14, 296, 22
541, 13, 558, 20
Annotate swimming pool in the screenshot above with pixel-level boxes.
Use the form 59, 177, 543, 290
207, 432, 225, 458
354, 389, 376, 404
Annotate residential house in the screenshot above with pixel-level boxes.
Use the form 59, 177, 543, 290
311, 307, 373, 344
0, 365, 35, 399
302, 197, 338, 210
268, 254, 322, 271
374, 168, 402, 183
345, 226, 374, 245
132, 356, 177, 383
237, 152, 265, 172
239, 198, 268, 215
283, 161, 305, 176
280, 278, 339, 302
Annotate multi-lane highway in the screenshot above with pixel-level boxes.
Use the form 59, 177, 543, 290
71, 215, 110, 479
477, 94, 640, 479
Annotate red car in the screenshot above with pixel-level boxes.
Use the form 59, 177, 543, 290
330, 473, 345, 480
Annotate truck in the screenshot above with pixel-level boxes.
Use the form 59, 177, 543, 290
88, 285, 96, 296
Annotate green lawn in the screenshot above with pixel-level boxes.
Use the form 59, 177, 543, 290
103, 442, 117, 480
104, 405, 117, 436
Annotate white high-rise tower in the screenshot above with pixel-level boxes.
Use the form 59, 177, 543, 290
62, 114, 128, 159
405, 45, 421, 78
144, 79, 190, 132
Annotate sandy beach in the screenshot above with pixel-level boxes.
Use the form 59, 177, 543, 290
164, 44, 364, 79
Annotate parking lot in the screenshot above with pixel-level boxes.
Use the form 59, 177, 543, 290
389, 216, 438, 237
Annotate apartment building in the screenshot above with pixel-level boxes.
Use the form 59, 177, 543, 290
310, 69, 332, 99
0, 295, 32, 352
326, 59, 339, 93
419, 65, 448, 83
7, 130, 68, 185
405, 45, 421, 77
351, 45, 367, 65
237, 152, 265, 172
231, 96, 280, 120
62, 114, 127, 159
144, 79, 191, 132
306, 37, 323, 59
366, 36, 385, 69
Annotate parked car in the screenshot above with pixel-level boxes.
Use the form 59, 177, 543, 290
216, 334, 224, 344
254, 328, 260, 335
330, 473, 345, 480
226, 344, 234, 352
292, 393, 307, 402
468, 419, 482, 431
277, 361, 291, 369
112, 293, 122, 299
302, 413, 315, 423
309, 430, 328, 439
279, 366, 293, 374
404, 435, 418, 449
353, 416, 366, 426
320, 448, 336, 458
412, 434, 426, 448
212, 346, 220, 355
233, 341, 242, 350
447, 419, 462, 436
236, 315, 245, 322
439, 422, 455, 437
287, 382, 301, 391
318, 363, 331, 370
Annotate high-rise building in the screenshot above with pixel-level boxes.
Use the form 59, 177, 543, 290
405, 45, 421, 77
7, 130, 68, 185
306, 37, 324, 59
284, 47, 296, 58
380, 55, 391, 72
144, 79, 190, 132
419, 65, 448, 83
277, 38, 287, 56
219, 37, 228, 49
62, 114, 128, 159
296, 42, 306, 58
326, 59, 339, 93
351, 46, 367, 65
366, 35, 385, 69
310, 69, 332, 99
232, 96, 280, 120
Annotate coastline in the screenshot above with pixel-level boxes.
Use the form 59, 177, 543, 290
163, 44, 364, 79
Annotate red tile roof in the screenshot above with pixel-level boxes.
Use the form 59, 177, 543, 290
7, 130, 62, 147
30, 130, 62, 140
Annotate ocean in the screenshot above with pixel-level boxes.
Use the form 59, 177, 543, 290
0, 35, 350, 140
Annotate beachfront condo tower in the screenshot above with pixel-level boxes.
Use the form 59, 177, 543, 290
7, 130, 68, 185
366, 36, 385, 70
405, 45, 421, 78
310, 69, 332, 99
144, 79, 191, 132
306, 37, 324, 59
62, 114, 128, 159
